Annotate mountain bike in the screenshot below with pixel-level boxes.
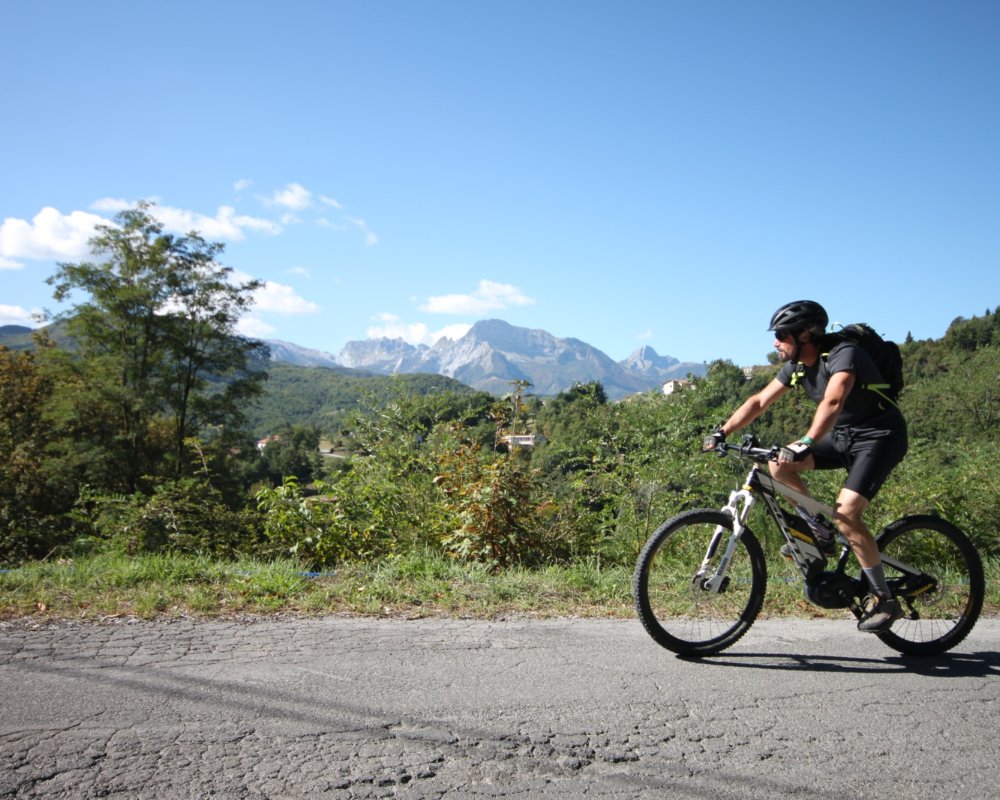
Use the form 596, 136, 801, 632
632, 435, 984, 657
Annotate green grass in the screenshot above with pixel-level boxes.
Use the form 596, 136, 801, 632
1, 550, 998, 622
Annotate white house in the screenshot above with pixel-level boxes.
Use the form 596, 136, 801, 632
662, 379, 692, 396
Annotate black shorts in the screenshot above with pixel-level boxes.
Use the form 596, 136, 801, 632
810, 424, 908, 501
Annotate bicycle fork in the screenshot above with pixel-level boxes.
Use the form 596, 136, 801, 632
694, 485, 756, 594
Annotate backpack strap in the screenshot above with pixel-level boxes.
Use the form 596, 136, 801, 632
788, 362, 807, 388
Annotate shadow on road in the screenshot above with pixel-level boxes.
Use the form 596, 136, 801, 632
687, 650, 1000, 677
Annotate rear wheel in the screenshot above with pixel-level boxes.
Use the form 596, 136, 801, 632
875, 515, 984, 656
633, 509, 767, 657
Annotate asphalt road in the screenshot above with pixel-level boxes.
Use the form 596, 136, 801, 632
1, 615, 998, 799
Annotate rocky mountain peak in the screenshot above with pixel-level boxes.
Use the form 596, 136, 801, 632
269, 320, 705, 399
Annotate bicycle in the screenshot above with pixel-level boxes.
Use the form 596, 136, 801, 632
632, 435, 984, 657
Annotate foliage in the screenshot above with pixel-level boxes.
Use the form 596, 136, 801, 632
869, 444, 1000, 554
253, 425, 325, 486
0, 344, 57, 561
254, 476, 375, 566
68, 476, 251, 558
434, 438, 543, 567
251, 383, 495, 568
45, 201, 267, 493
902, 346, 1000, 444
245, 363, 486, 438
4, 293, 1000, 579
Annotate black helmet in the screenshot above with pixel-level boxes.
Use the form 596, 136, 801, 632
768, 300, 829, 333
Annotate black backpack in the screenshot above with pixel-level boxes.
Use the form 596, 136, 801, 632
824, 323, 904, 404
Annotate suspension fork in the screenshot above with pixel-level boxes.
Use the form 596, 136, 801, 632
696, 482, 756, 593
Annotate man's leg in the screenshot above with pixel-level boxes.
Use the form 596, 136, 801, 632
832, 488, 880, 569
768, 457, 813, 495
835, 487, 902, 631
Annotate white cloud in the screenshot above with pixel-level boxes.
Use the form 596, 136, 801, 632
90, 197, 133, 213
433, 323, 474, 343
252, 280, 321, 315
319, 195, 343, 210
227, 269, 319, 316
0, 304, 43, 326
347, 217, 378, 246
267, 183, 313, 211
1, 255, 25, 270
636, 329, 654, 341
420, 280, 535, 315
90, 198, 282, 241
285, 266, 311, 278
366, 315, 471, 346
0, 207, 108, 261
152, 204, 281, 240
234, 178, 253, 192
236, 315, 276, 338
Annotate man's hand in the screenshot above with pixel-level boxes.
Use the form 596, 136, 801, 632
779, 441, 812, 462
703, 427, 726, 452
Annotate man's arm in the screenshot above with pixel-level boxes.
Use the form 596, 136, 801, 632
804, 369, 855, 442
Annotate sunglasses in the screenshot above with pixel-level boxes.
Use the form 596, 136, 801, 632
774, 330, 797, 343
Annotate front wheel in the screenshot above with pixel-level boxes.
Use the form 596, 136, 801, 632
875, 515, 984, 656
633, 509, 767, 657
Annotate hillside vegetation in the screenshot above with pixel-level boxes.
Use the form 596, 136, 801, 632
4, 307, 999, 570
247, 364, 485, 440
2, 206, 998, 622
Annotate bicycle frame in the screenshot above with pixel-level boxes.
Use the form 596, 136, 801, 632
698, 460, 846, 593
701, 440, 934, 606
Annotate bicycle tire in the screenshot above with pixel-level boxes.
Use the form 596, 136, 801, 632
633, 509, 767, 657
874, 515, 984, 656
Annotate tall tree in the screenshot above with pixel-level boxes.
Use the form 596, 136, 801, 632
0, 341, 61, 559
46, 202, 269, 492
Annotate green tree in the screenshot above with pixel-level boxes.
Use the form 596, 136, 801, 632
255, 426, 325, 485
903, 346, 1000, 444
45, 202, 268, 493
0, 341, 71, 561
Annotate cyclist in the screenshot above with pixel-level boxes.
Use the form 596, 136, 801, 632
707, 300, 908, 632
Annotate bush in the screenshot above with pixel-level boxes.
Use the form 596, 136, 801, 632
70, 478, 248, 557
254, 475, 398, 568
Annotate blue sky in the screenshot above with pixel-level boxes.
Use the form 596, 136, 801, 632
2, 1, 997, 368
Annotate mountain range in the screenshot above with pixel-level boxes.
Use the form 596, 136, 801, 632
1, 319, 706, 399
266, 319, 706, 399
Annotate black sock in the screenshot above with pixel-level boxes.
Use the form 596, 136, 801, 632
862, 564, 891, 598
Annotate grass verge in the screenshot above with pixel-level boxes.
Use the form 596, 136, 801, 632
1, 551, 997, 622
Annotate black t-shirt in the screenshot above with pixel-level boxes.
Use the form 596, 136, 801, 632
776, 339, 905, 431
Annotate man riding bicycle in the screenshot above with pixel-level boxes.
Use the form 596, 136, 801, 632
707, 300, 909, 632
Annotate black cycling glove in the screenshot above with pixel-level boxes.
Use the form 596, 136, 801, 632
703, 427, 726, 452
780, 442, 812, 462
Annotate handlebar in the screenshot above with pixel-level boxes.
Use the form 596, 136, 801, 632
711, 435, 780, 463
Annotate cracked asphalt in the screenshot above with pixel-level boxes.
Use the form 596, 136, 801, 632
1, 616, 998, 799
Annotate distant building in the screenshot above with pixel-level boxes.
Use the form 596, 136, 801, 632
501, 434, 544, 448
662, 379, 692, 396
256, 434, 282, 451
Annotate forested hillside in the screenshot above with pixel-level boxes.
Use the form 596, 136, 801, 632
246, 363, 485, 438
1, 204, 996, 570
4, 307, 998, 569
